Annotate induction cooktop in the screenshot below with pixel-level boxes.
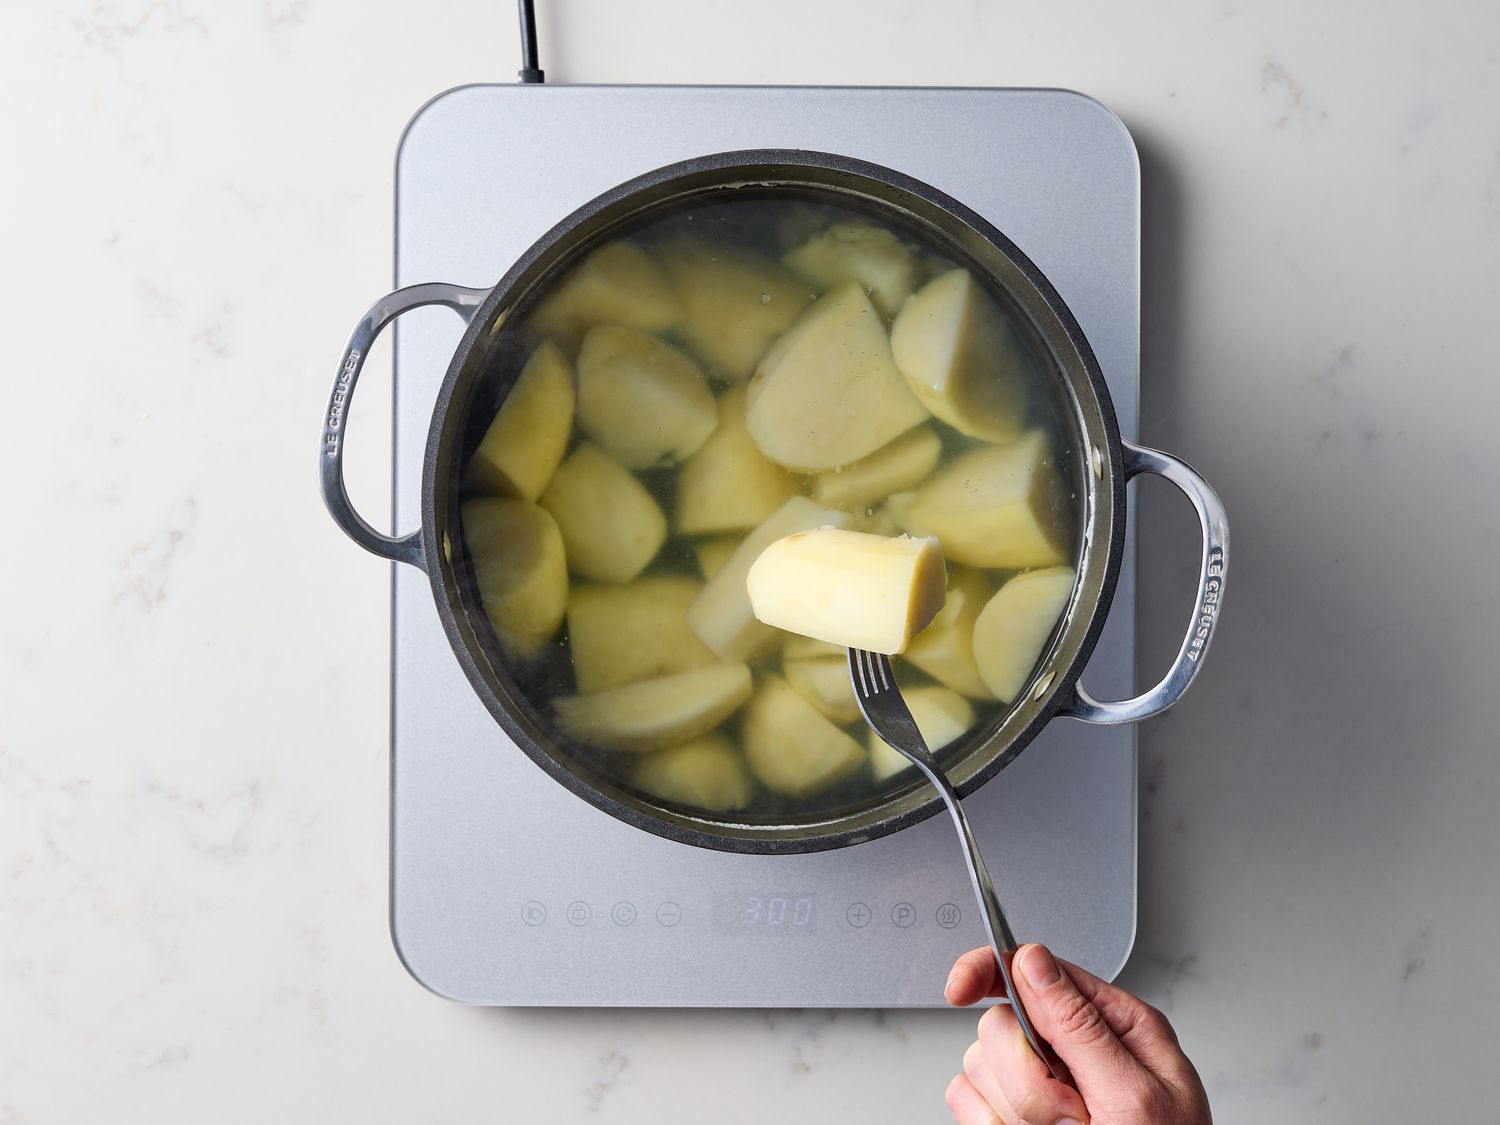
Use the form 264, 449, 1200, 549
389, 84, 1139, 1006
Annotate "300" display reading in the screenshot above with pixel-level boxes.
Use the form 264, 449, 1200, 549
715, 893, 816, 933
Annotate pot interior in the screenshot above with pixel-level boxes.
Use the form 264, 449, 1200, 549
431, 152, 1119, 852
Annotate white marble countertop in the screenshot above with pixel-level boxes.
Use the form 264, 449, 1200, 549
5, 1, 1499, 1121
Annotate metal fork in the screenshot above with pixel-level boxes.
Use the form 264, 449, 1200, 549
848, 647, 1073, 1087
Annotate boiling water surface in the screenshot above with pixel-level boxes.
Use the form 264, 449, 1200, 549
454, 192, 1085, 828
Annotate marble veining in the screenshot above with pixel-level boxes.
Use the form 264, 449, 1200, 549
3, 0, 1499, 1122
1259, 58, 1328, 131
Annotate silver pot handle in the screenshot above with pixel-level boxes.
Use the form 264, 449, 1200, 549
319, 283, 488, 570
1060, 439, 1229, 725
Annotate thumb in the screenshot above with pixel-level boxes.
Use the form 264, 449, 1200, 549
1013, 944, 1147, 1094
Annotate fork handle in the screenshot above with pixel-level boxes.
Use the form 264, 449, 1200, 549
917, 761, 1075, 1088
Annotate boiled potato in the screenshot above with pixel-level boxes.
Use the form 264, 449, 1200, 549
676, 385, 798, 534
567, 577, 718, 693
813, 426, 941, 509
972, 567, 1076, 703
919, 252, 960, 283
868, 686, 975, 780
529, 240, 678, 340
852, 502, 905, 537
659, 239, 813, 381
553, 663, 752, 752
747, 528, 946, 655
890, 269, 1028, 442
743, 675, 866, 797
899, 430, 1070, 568
784, 222, 919, 317
576, 326, 717, 469
539, 443, 667, 584
461, 498, 567, 659
775, 203, 836, 252
465, 340, 575, 502
783, 634, 844, 661
784, 656, 860, 725
694, 536, 741, 580
630, 734, 752, 812
746, 281, 929, 471
686, 496, 851, 662
903, 567, 997, 700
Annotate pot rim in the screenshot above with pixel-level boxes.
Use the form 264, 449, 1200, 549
419, 148, 1127, 855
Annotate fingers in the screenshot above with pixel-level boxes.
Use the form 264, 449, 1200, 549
977, 1004, 1091, 1125
1027, 949, 1186, 1080
1012, 944, 1146, 1100
947, 944, 1191, 1089
945, 947, 1000, 1006
945, 1072, 1004, 1125
963, 1038, 1017, 1123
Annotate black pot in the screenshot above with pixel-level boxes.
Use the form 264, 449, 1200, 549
320, 149, 1228, 854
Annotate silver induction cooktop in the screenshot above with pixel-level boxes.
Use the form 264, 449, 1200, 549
390, 84, 1139, 1006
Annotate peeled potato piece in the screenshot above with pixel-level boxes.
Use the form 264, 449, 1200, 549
852, 503, 905, 537
784, 222, 919, 318
743, 675, 866, 797
576, 326, 717, 469
461, 499, 567, 660
694, 536, 741, 580
784, 657, 860, 725
687, 496, 851, 662
903, 567, 997, 700
553, 663, 752, 753
972, 567, 1076, 703
567, 577, 718, 693
747, 528, 946, 655
775, 203, 836, 253
465, 340, 575, 502
890, 269, 1028, 442
529, 240, 678, 340
539, 444, 667, 584
659, 239, 813, 381
676, 385, 798, 534
813, 426, 942, 509
899, 430, 1070, 569
868, 686, 975, 780
746, 281, 929, 471
631, 734, 752, 812
783, 634, 844, 661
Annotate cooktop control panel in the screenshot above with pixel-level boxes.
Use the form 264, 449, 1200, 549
513, 893, 961, 935
391, 83, 1139, 1006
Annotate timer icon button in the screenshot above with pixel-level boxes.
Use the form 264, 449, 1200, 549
656, 902, 682, 927
611, 901, 638, 927
891, 902, 916, 928
936, 903, 961, 929
566, 901, 592, 926
846, 902, 872, 928
521, 901, 547, 927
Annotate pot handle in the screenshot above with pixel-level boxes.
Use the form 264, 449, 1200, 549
319, 282, 488, 571
1059, 439, 1229, 725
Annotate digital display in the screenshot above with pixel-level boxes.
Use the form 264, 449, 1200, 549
715, 893, 816, 934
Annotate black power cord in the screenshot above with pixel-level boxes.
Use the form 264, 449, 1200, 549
517, 0, 545, 83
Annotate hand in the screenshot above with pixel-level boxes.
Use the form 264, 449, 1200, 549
943, 943, 1211, 1125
